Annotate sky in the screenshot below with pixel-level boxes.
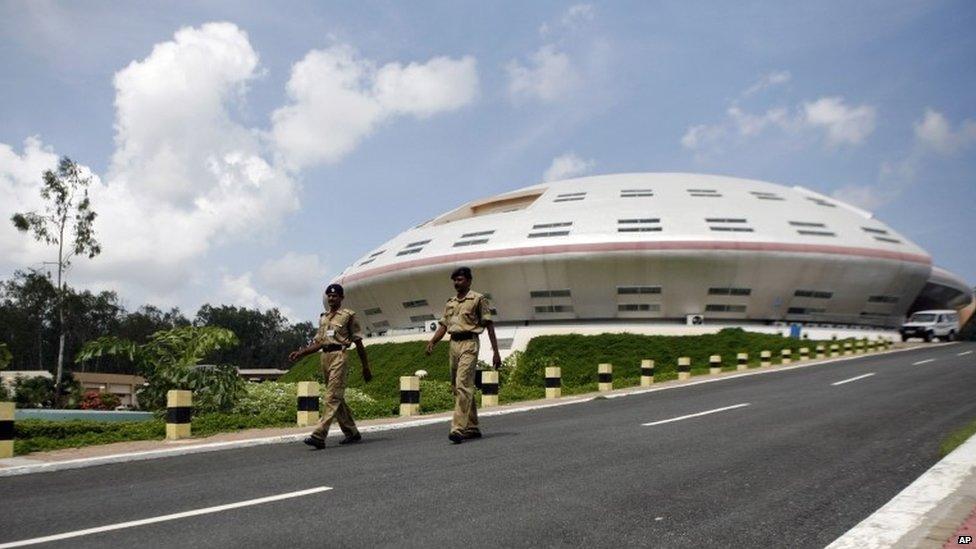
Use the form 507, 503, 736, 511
1, 1, 974, 322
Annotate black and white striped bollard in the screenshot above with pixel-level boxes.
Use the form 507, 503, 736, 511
166, 390, 192, 440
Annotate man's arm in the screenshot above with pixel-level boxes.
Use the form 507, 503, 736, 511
486, 321, 502, 368
354, 339, 372, 382
426, 324, 447, 355
288, 340, 324, 363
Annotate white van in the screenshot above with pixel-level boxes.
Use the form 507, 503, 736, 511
900, 309, 960, 342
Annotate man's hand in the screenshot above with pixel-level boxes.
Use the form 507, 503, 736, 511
362, 365, 373, 383
492, 350, 502, 369
425, 340, 435, 356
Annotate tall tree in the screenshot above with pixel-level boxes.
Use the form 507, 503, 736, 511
11, 157, 101, 402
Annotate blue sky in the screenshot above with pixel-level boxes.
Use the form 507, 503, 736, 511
1, 1, 973, 321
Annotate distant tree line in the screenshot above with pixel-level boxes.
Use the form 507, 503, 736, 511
0, 270, 313, 375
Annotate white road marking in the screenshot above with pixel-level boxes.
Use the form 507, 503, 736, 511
831, 373, 875, 386
912, 359, 935, 365
0, 486, 332, 548
641, 403, 750, 426
958, 350, 973, 356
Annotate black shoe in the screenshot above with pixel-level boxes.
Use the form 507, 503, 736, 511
339, 433, 362, 445
463, 430, 482, 439
303, 436, 326, 450
448, 431, 465, 444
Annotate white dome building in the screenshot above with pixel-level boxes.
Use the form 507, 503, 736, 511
334, 173, 972, 336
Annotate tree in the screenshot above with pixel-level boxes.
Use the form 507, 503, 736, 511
77, 325, 242, 411
12, 157, 101, 402
194, 304, 311, 368
0, 343, 11, 370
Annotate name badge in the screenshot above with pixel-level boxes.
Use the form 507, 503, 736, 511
326, 329, 336, 337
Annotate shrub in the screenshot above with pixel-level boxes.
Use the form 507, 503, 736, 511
79, 390, 120, 410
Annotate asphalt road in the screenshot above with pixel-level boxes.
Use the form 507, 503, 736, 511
1, 343, 975, 548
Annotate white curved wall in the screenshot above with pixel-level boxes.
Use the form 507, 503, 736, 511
333, 173, 964, 331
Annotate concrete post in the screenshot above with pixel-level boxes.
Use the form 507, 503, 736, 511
598, 363, 613, 392
296, 381, 320, 427
640, 359, 654, 386
545, 367, 561, 399
481, 370, 499, 407
678, 357, 691, 380
166, 390, 192, 440
399, 376, 420, 416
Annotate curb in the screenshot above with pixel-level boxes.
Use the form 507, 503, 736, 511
0, 343, 945, 478
827, 428, 976, 548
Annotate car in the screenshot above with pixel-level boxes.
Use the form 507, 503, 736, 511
900, 309, 960, 342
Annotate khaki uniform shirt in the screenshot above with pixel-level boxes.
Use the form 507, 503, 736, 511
439, 291, 492, 334
314, 308, 363, 348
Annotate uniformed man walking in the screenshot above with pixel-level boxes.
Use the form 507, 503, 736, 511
425, 267, 502, 444
289, 283, 372, 449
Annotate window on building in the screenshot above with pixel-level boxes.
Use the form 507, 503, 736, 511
859, 311, 889, 318
618, 303, 661, 312
621, 189, 654, 198
410, 314, 436, 322
534, 305, 574, 313
794, 290, 833, 299
528, 230, 570, 238
705, 304, 747, 313
359, 258, 376, 266
789, 221, 827, 228
460, 230, 495, 238
533, 222, 572, 229
688, 188, 722, 197
708, 287, 751, 296
396, 239, 431, 256
553, 192, 586, 202
787, 307, 826, 315
750, 191, 785, 201
364, 308, 382, 316
867, 295, 899, 304
861, 227, 889, 235
617, 286, 662, 295
530, 289, 572, 298
805, 197, 837, 208
402, 299, 429, 309
372, 320, 390, 328
368, 249, 386, 257
618, 218, 662, 232
874, 236, 902, 244
453, 238, 489, 247
707, 218, 754, 232
797, 230, 837, 237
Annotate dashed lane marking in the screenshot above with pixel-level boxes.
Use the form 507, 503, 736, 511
0, 486, 333, 548
831, 373, 876, 386
958, 350, 973, 356
913, 359, 936, 365
641, 403, 750, 427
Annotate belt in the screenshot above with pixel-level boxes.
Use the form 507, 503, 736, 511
450, 332, 477, 341
321, 344, 345, 352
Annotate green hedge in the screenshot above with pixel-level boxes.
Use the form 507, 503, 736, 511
516, 328, 850, 387
13, 329, 859, 455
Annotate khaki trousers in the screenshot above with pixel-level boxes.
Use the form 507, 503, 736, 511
450, 338, 480, 435
311, 350, 359, 440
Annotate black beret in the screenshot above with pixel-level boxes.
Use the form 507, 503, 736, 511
325, 283, 344, 296
450, 266, 473, 280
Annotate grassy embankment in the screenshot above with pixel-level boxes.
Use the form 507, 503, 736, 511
14, 329, 859, 455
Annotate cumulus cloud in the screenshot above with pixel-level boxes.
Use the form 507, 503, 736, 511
543, 152, 595, 182
258, 252, 329, 298
506, 45, 580, 103
681, 76, 876, 154
217, 272, 292, 318
540, 4, 595, 35
271, 46, 478, 169
839, 108, 976, 210
0, 137, 63, 268
913, 108, 976, 155
801, 96, 876, 147
742, 70, 791, 97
